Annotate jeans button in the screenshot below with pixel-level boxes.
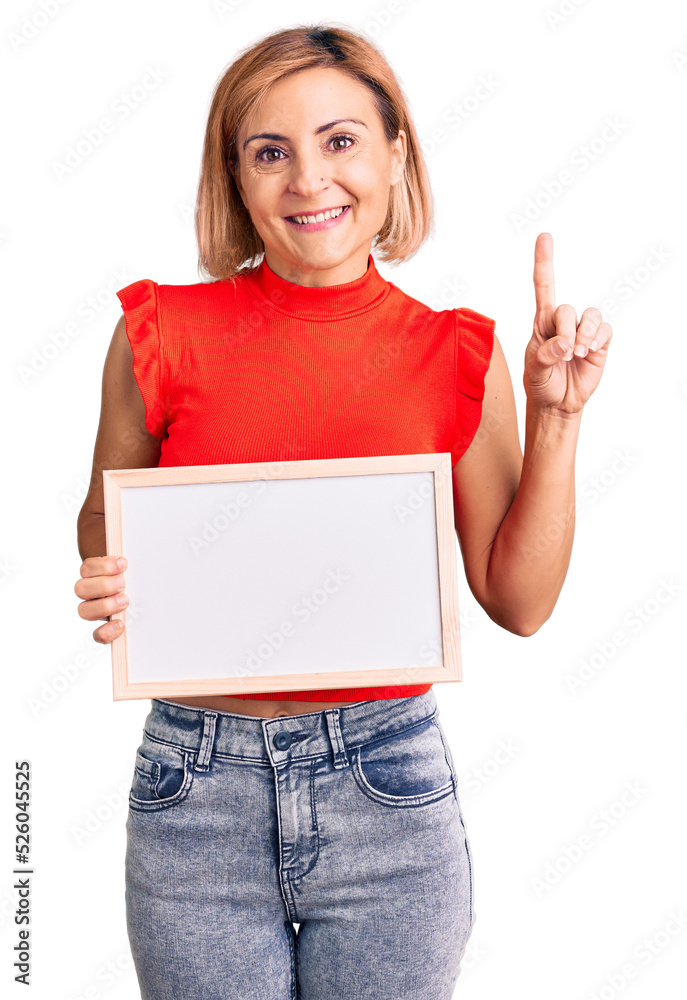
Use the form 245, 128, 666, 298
273, 731, 292, 750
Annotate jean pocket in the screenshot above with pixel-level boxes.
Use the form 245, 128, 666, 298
351, 715, 455, 808
128, 736, 194, 812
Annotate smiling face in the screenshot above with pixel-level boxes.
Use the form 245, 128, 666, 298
230, 66, 407, 286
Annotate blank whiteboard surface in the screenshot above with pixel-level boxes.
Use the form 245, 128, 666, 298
119, 471, 442, 684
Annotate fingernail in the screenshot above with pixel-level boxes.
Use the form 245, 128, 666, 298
589, 340, 599, 351
573, 344, 587, 357
117, 557, 127, 570
552, 340, 568, 357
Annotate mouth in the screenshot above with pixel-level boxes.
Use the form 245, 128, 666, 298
284, 205, 351, 232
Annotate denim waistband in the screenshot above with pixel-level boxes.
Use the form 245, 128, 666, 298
144, 688, 439, 771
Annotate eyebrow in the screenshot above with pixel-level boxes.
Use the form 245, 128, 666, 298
242, 118, 368, 151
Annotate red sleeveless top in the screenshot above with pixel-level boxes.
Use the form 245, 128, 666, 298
115, 253, 495, 702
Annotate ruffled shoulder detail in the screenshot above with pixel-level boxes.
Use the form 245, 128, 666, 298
115, 278, 167, 439
450, 307, 496, 464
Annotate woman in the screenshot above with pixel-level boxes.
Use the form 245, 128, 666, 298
74, 23, 611, 1000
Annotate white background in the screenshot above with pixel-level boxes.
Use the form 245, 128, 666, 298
2, 1, 686, 998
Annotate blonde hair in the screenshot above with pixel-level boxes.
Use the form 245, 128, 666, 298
195, 22, 434, 281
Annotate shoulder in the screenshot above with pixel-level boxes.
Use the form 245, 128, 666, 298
383, 282, 456, 343
386, 279, 445, 316
386, 280, 495, 337
154, 274, 254, 315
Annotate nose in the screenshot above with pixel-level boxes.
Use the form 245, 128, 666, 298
286, 147, 330, 200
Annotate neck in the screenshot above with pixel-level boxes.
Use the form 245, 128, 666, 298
243, 250, 390, 320
262, 247, 372, 287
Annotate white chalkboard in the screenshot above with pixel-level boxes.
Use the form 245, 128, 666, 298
103, 453, 462, 700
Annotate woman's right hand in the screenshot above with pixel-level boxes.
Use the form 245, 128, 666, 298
75, 556, 129, 644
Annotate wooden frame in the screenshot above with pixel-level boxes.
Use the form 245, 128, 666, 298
103, 452, 462, 701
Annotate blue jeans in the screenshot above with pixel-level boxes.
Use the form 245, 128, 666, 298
125, 688, 476, 999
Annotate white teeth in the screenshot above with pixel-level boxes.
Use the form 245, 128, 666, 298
292, 206, 346, 224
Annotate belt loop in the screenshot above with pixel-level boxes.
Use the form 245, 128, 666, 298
325, 708, 349, 770
194, 711, 218, 772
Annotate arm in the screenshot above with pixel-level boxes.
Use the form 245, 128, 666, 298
453, 336, 579, 636
75, 313, 164, 644
490, 403, 581, 635
77, 314, 163, 561
453, 344, 581, 636
453, 232, 612, 637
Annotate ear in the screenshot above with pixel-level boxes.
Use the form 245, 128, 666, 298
389, 129, 407, 187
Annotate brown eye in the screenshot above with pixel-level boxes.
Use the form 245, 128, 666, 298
330, 134, 355, 151
256, 146, 284, 163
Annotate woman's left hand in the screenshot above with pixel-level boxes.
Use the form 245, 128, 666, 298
523, 232, 613, 416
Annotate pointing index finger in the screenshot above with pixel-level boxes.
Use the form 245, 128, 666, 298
534, 232, 556, 316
